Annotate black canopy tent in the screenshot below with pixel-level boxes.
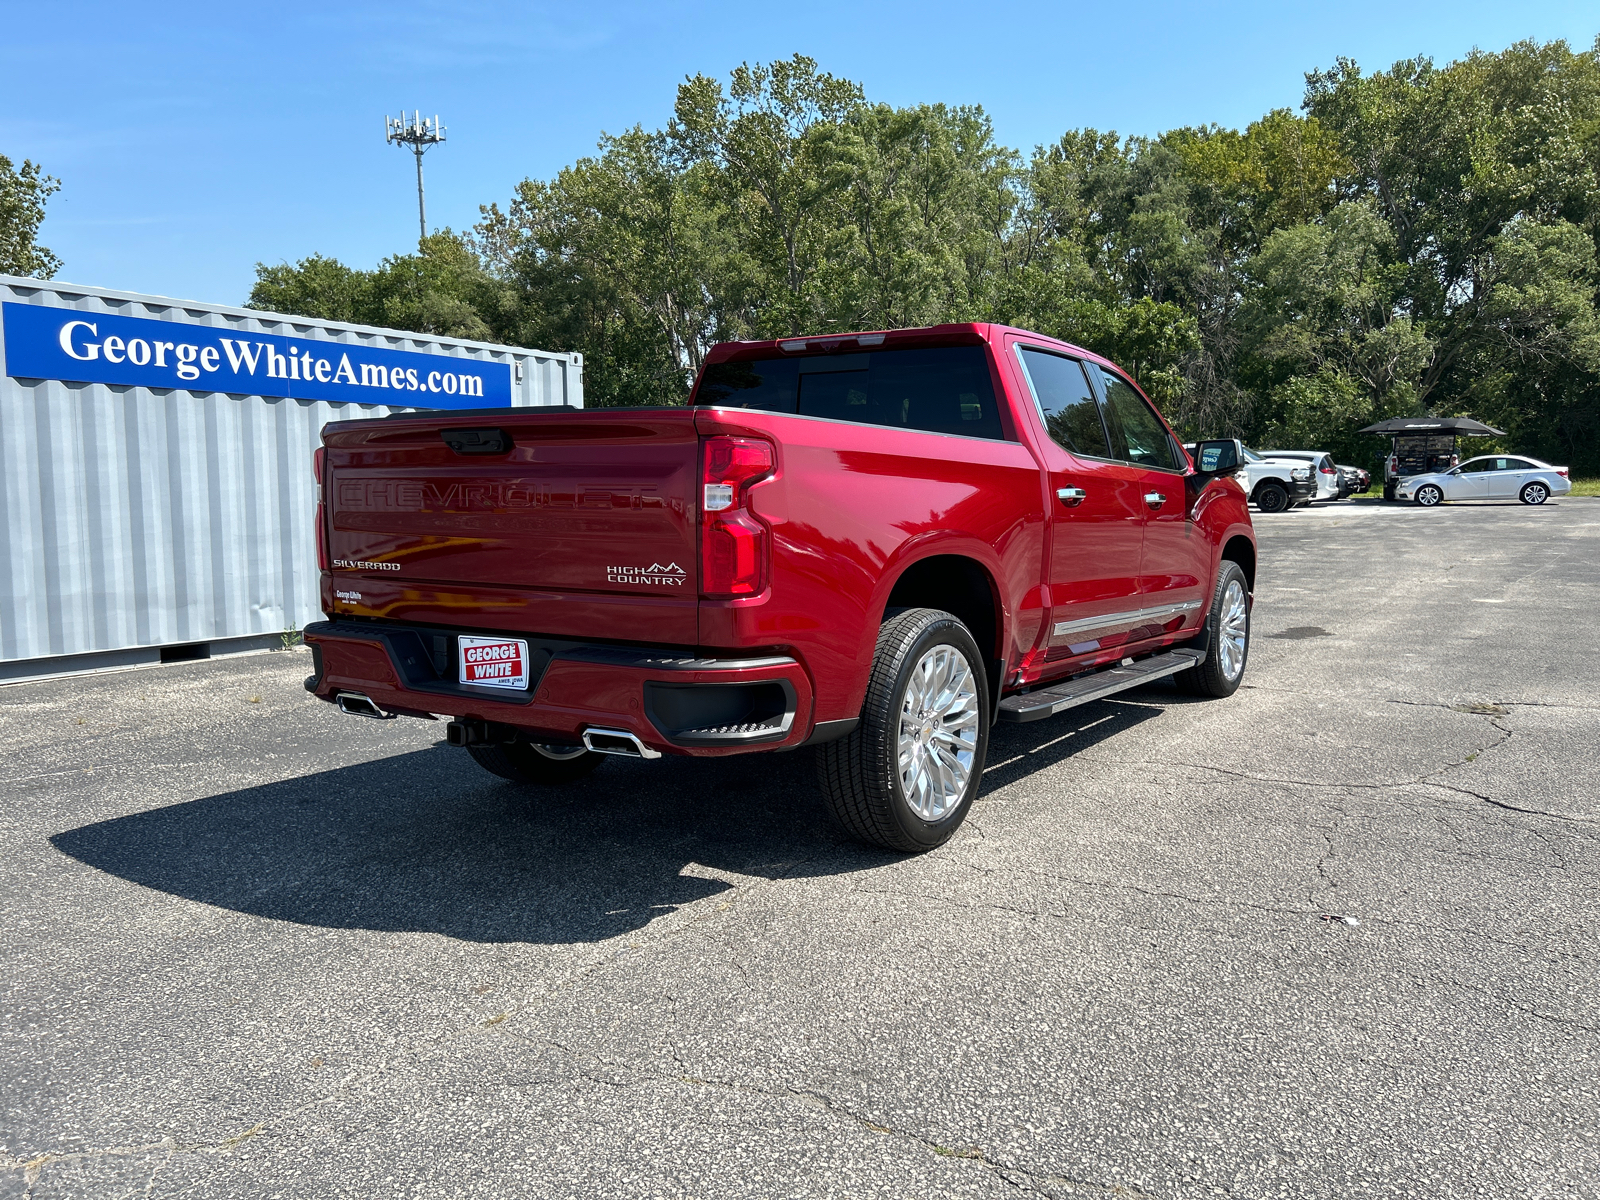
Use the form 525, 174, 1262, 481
1361, 417, 1506, 500
1358, 417, 1505, 436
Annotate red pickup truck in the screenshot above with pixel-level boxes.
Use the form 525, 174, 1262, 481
304, 323, 1256, 852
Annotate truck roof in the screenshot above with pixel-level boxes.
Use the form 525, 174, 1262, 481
703, 323, 1112, 369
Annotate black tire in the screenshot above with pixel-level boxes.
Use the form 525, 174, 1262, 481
1415, 484, 1443, 507
1520, 481, 1550, 505
1176, 561, 1251, 699
816, 608, 990, 853
466, 740, 606, 785
1254, 482, 1290, 514
1383, 482, 1397, 502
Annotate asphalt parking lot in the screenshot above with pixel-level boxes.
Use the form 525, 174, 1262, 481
4, 499, 1598, 1199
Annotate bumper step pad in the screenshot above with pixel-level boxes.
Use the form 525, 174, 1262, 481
998, 649, 1204, 723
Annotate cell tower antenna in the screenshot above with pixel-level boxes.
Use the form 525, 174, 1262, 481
384, 110, 446, 246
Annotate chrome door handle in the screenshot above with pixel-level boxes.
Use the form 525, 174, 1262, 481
1057, 487, 1087, 508
1144, 492, 1167, 508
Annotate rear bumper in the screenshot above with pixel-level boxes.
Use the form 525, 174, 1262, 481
303, 619, 816, 757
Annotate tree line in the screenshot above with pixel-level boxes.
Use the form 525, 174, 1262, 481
9, 39, 1599, 473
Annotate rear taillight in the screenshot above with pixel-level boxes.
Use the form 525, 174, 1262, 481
701, 436, 775, 598
1558, 467, 1569, 478
313, 447, 329, 570
1320, 466, 1336, 475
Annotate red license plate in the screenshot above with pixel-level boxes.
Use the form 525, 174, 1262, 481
458, 636, 530, 690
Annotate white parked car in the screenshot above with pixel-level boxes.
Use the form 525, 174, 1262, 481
1260, 451, 1341, 502
1396, 455, 1572, 506
1187, 444, 1316, 512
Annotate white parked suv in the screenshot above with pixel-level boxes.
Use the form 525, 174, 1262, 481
1396, 455, 1572, 506
1259, 451, 1342, 502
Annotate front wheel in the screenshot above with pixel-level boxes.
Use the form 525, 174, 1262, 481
816, 608, 989, 853
467, 739, 606, 785
1176, 562, 1251, 698
1414, 485, 1443, 507
1520, 482, 1550, 505
1255, 483, 1289, 514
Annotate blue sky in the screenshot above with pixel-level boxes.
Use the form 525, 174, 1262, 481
7, 1, 1596, 307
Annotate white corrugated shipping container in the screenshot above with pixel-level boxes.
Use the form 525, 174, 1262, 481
0, 276, 582, 683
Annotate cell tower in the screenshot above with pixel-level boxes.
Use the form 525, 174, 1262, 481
384, 111, 446, 245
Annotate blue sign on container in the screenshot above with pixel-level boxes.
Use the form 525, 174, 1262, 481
1, 302, 512, 408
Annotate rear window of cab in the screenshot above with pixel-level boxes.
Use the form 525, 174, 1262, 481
695, 346, 1006, 441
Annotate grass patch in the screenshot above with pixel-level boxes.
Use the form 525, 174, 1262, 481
1567, 477, 1600, 497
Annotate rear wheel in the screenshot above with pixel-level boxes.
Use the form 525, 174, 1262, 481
1520, 481, 1550, 506
1383, 482, 1397, 502
467, 740, 606, 785
1176, 562, 1251, 698
1415, 485, 1443, 507
816, 608, 989, 853
1254, 483, 1289, 514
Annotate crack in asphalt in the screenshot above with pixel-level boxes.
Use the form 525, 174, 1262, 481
5, 1125, 259, 1196
656, 1051, 1164, 1200
1422, 972, 1600, 1036
472, 1038, 1169, 1197
1078, 706, 1597, 831
872, 857, 1596, 970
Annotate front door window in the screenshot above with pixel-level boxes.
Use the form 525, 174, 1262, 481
1085, 364, 1207, 625
1013, 345, 1147, 666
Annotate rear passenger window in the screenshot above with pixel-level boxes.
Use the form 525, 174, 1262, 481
796, 356, 872, 422
696, 358, 798, 412
695, 346, 1005, 440
1093, 366, 1181, 472
1016, 347, 1111, 458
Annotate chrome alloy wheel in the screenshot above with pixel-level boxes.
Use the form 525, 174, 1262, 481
1523, 482, 1549, 505
1416, 485, 1442, 507
1219, 578, 1249, 682
897, 645, 981, 822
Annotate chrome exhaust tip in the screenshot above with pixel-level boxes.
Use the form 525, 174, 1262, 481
335, 692, 394, 720
581, 727, 662, 759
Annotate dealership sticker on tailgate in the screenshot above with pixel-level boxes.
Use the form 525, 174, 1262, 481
459, 636, 530, 690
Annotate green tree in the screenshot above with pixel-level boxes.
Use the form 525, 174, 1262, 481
247, 253, 367, 323
246, 232, 501, 342
1243, 199, 1433, 415
670, 55, 865, 337
250, 41, 1600, 466
476, 126, 742, 405
0, 154, 61, 279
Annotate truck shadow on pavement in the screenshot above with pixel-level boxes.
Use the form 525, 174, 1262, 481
50, 696, 1162, 945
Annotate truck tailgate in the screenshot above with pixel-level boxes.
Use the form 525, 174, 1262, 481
323, 409, 700, 644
